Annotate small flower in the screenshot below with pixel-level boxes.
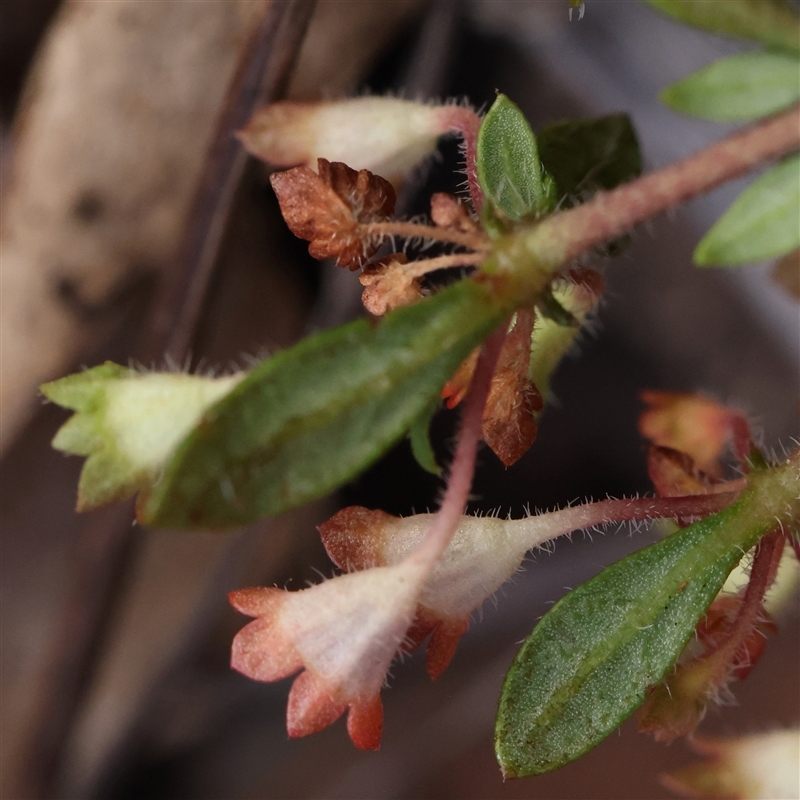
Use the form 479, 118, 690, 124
230, 557, 430, 750
319, 506, 545, 678
639, 391, 751, 476
239, 97, 474, 185
41, 363, 243, 513
232, 494, 739, 751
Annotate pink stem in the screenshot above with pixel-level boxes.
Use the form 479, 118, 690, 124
410, 325, 507, 569
700, 527, 783, 674
510, 492, 743, 549
564, 492, 741, 528
367, 220, 487, 250
533, 105, 800, 266
437, 106, 484, 214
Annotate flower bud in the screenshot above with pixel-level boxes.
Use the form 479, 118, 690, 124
239, 97, 478, 185
41, 363, 242, 511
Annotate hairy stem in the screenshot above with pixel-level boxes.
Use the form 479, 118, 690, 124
368, 220, 488, 251
403, 251, 485, 279
411, 325, 507, 569
504, 491, 743, 554
495, 105, 800, 296
437, 105, 484, 213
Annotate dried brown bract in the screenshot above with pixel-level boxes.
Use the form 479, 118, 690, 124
482, 310, 543, 467
270, 158, 396, 269
430, 192, 478, 234
359, 254, 423, 316
647, 445, 710, 498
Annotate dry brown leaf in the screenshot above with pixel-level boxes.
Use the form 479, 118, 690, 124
270, 158, 395, 269
483, 310, 543, 467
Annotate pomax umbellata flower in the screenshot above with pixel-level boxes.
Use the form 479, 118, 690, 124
230, 556, 431, 750
231, 492, 738, 749
318, 497, 733, 680
238, 97, 480, 186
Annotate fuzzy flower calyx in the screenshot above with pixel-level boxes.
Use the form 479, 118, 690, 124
41, 363, 243, 513
239, 97, 480, 187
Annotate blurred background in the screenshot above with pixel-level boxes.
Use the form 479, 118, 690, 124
1, 1, 798, 798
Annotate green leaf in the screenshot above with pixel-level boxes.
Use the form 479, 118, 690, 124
645, 0, 800, 55
42, 365, 243, 511
477, 94, 546, 221
695, 154, 800, 266
537, 114, 643, 204
662, 52, 800, 121
409, 396, 441, 476
528, 276, 601, 399
494, 456, 800, 777
140, 279, 505, 527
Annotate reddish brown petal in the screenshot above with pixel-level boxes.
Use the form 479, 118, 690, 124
347, 694, 384, 751
229, 586, 287, 617
230, 617, 302, 682
442, 349, 479, 409
270, 159, 396, 270
270, 166, 361, 267
286, 669, 348, 739
402, 611, 438, 654
317, 158, 396, 221
426, 617, 469, 680
318, 506, 398, 571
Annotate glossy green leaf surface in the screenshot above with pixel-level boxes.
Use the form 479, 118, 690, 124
662, 52, 800, 120
645, 0, 800, 55
537, 114, 642, 204
477, 94, 545, 221
695, 154, 800, 266
494, 457, 800, 778
140, 279, 505, 527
